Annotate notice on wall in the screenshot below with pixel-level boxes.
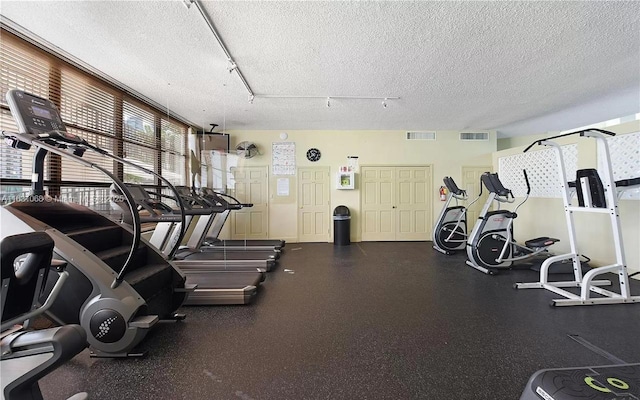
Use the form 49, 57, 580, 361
272, 142, 296, 175
276, 178, 290, 196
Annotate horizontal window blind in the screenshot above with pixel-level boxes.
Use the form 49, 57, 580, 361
161, 119, 186, 185
0, 36, 51, 103
0, 29, 189, 206
124, 142, 157, 184
60, 68, 118, 137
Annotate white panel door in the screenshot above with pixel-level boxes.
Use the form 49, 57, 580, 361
396, 166, 432, 241
231, 166, 269, 239
361, 167, 396, 241
298, 167, 330, 242
361, 166, 431, 241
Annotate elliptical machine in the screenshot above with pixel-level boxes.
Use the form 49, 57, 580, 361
466, 171, 559, 275
432, 177, 480, 255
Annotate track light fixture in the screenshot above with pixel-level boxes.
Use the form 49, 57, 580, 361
250, 95, 399, 108
190, 0, 255, 97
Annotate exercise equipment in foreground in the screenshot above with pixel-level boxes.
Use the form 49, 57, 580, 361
520, 363, 640, 399
1, 232, 88, 400
466, 171, 558, 275
2, 89, 194, 357
514, 129, 640, 306
433, 177, 480, 255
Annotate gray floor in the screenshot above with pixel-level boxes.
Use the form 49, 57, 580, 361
40, 242, 640, 399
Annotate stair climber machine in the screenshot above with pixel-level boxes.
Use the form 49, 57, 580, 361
1, 89, 196, 357
515, 129, 640, 306
110, 184, 266, 305
466, 171, 560, 275
2, 231, 88, 400
433, 177, 482, 255
199, 187, 285, 252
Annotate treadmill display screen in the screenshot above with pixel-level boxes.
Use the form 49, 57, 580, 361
31, 105, 53, 120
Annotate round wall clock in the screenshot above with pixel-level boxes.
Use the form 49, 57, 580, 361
306, 148, 321, 162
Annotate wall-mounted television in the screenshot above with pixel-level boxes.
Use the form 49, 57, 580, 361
196, 132, 229, 152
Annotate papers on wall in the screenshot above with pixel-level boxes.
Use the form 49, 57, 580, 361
277, 178, 290, 196
272, 142, 296, 175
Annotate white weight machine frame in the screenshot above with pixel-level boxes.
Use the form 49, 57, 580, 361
514, 129, 640, 306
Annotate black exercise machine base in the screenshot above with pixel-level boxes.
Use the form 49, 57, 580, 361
520, 363, 640, 399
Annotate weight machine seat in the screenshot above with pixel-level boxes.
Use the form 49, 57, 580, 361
568, 176, 640, 188
525, 237, 559, 248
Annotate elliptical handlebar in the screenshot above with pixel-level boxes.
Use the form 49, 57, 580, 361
513, 170, 532, 215
523, 169, 531, 196
443, 177, 467, 200
482, 172, 514, 203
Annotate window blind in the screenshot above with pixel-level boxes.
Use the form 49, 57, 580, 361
0, 29, 189, 205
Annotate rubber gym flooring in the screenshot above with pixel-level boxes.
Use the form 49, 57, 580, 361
41, 242, 640, 399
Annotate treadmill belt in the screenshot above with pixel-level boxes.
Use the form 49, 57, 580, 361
185, 272, 263, 289
179, 251, 275, 261
210, 239, 284, 248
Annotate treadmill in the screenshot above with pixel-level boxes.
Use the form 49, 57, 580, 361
173, 186, 282, 257
110, 183, 266, 305
113, 184, 277, 271
200, 188, 285, 252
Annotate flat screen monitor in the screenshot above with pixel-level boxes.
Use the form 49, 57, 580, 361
198, 132, 229, 153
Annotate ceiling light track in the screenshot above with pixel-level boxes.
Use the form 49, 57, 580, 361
254, 95, 400, 100
254, 95, 400, 108
187, 0, 255, 97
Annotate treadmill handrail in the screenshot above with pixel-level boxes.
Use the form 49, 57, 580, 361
1, 130, 141, 290
82, 142, 187, 259
122, 184, 223, 219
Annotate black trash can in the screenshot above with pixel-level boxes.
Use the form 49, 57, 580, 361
333, 205, 351, 246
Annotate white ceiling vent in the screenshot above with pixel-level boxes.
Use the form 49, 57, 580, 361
406, 131, 436, 140
460, 132, 489, 141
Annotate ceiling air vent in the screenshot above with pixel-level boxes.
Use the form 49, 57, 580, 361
406, 131, 436, 140
460, 132, 489, 141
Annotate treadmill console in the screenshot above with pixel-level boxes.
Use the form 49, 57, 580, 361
6, 89, 85, 148
6, 90, 66, 135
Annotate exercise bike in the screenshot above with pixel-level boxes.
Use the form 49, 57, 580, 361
466, 170, 559, 275
432, 177, 481, 255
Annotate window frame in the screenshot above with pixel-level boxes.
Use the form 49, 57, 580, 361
0, 29, 190, 203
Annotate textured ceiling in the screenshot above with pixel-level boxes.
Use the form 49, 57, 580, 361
1, 1, 639, 137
